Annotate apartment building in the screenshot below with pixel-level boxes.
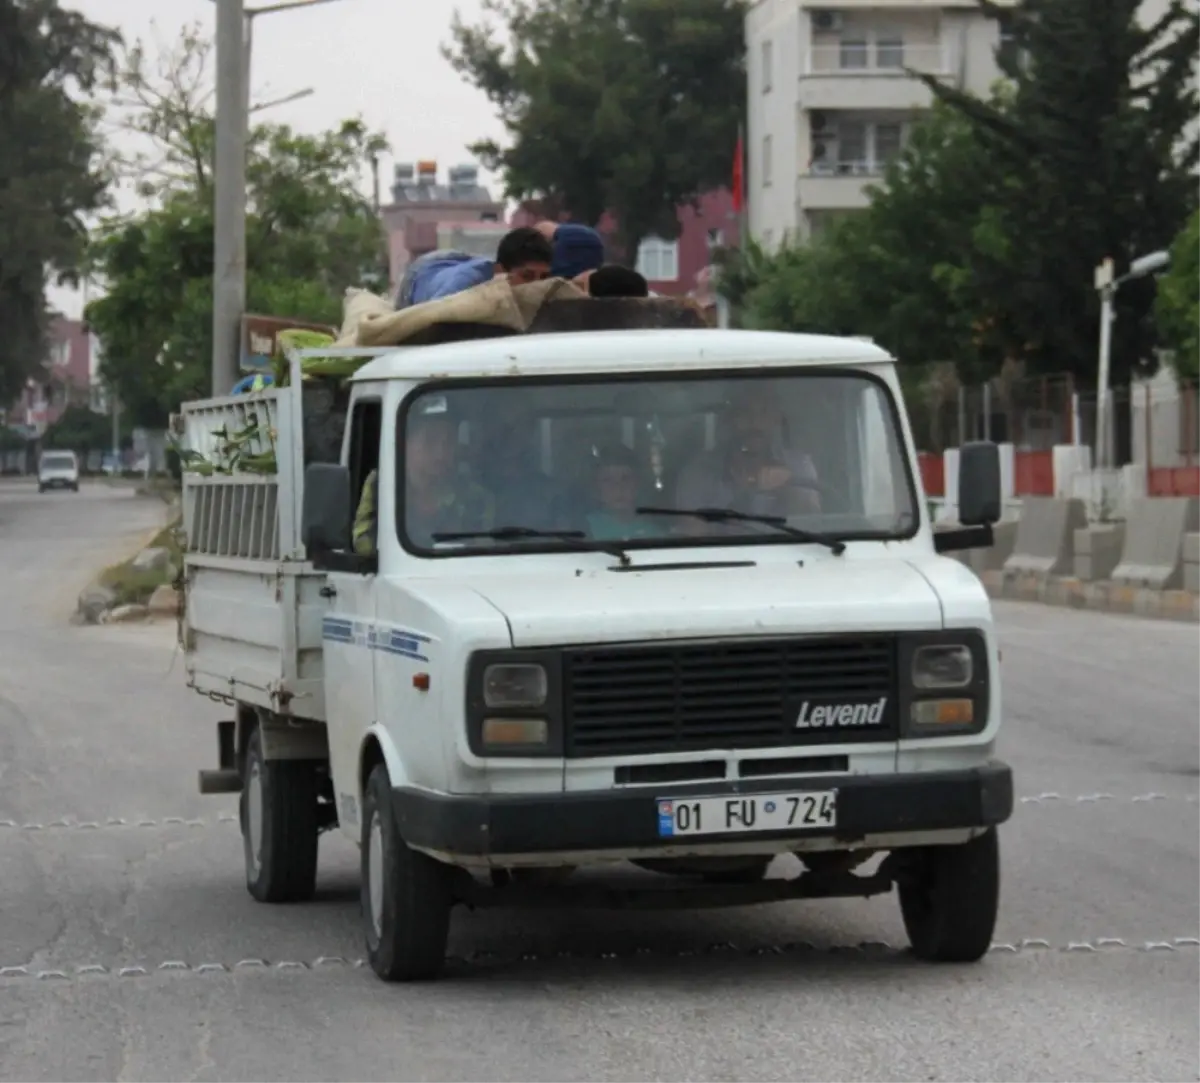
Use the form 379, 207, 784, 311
745, 0, 1014, 245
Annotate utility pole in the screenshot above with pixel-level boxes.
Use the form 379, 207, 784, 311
212, 0, 248, 396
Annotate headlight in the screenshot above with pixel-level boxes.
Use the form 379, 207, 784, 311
912, 644, 973, 689
483, 663, 548, 708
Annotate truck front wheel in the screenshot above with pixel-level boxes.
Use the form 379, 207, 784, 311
898, 829, 1000, 963
240, 726, 319, 903
361, 765, 453, 982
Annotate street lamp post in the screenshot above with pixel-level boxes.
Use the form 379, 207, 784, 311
1093, 250, 1170, 471
210, 0, 348, 397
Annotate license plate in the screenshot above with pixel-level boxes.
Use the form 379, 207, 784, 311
656, 791, 837, 838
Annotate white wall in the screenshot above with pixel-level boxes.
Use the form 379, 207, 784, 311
745, 0, 803, 244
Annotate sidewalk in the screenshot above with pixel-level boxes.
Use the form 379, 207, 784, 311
979, 569, 1199, 623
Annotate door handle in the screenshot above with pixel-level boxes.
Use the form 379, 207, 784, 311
319, 584, 337, 599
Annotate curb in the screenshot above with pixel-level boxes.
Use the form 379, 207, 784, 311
980, 570, 1199, 622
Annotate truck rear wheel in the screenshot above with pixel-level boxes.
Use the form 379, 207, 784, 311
361, 764, 453, 982
898, 829, 1000, 963
240, 726, 319, 903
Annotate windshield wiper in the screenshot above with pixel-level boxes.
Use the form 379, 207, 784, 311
636, 506, 846, 556
431, 526, 632, 566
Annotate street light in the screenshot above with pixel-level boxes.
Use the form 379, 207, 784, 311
1093, 249, 1170, 470
210, 0, 350, 396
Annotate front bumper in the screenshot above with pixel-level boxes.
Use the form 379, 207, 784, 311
392, 762, 1013, 859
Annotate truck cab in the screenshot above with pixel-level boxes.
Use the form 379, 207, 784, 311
181, 315, 1010, 983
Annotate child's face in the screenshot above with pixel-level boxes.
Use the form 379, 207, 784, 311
597, 463, 638, 515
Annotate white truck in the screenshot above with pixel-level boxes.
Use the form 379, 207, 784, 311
179, 301, 1011, 982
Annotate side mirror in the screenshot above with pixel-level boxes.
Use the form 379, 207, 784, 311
302, 462, 379, 574
957, 441, 1001, 526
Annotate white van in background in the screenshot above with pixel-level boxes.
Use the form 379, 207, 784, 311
37, 450, 80, 493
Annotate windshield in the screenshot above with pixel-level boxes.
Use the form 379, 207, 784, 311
397, 370, 917, 556
40, 453, 76, 471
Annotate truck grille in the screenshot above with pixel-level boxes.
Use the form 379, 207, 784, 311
563, 636, 898, 758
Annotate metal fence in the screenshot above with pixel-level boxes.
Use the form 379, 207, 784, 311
907, 372, 1076, 454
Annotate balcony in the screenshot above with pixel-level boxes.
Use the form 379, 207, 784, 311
796, 161, 885, 212
799, 43, 957, 110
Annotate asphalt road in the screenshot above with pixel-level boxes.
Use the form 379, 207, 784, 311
1, 483, 1197, 1083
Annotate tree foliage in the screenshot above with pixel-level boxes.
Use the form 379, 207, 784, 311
42, 402, 113, 456
910, 0, 1199, 386
0, 0, 117, 402
445, 0, 746, 253
85, 27, 387, 427
1155, 209, 1199, 382
719, 102, 1003, 381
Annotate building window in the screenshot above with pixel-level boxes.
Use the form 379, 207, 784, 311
762, 39, 773, 92
837, 121, 868, 171
875, 36, 904, 68
874, 122, 904, 165
821, 119, 907, 174
762, 134, 773, 186
839, 35, 869, 69
997, 12, 1021, 70
636, 236, 679, 282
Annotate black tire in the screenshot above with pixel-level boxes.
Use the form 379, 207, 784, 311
360, 764, 453, 982
898, 829, 1000, 963
37, 485, 45, 493
239, 725, 319, 903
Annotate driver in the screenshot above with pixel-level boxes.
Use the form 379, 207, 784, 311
352, 399, 494, 555
673, 385, 819, 531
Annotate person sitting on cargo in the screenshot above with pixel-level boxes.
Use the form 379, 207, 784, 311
585, 444, 666, 540
584, 265, 650, 298
546, 222, 606, 283
351, 400, 495, 556
404, 226, 554, 307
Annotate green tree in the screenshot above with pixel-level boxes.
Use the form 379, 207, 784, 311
720, 102, 1004, 381
1155, 209, 1199, 382
445, 0, 746, 254
0, 0, 117, 402
912, 0, 1200, 386
42, 402, 113, 459
85, 27, 387, 426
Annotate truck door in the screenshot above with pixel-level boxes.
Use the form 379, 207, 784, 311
321, 395, 382, 841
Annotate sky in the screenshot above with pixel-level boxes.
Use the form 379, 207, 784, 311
51, 0, 506, 317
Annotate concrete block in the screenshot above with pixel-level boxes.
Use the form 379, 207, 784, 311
1073, 523, 1126, 581
1185, 533, 1200, 563
1111, 497, 1200, 590
1003, 497, 1088, 578
964, 518, 1019, 575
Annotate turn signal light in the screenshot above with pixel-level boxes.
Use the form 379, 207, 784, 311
481, 718, 549, 748
910, 699, 974, 727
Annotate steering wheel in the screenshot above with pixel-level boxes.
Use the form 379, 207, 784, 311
771, 474, 851, 516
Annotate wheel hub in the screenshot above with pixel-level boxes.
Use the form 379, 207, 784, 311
368, 812, 385, 940
247, 760, 264, 875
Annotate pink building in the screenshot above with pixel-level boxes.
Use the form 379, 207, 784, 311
3, 315, 92, 437
380, 160, 505, 292
510, 189, 739, 299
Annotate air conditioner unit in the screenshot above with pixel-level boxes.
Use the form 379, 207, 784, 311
812, 10, 844, 32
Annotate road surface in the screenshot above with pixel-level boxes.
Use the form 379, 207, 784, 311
1, 485, 1197, 1082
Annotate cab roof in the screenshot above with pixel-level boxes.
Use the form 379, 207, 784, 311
349, 328, 894, 384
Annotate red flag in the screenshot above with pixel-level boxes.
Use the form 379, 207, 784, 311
731, 128, 745, 212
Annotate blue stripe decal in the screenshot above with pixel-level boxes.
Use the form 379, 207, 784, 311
321, 617, 430, 662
